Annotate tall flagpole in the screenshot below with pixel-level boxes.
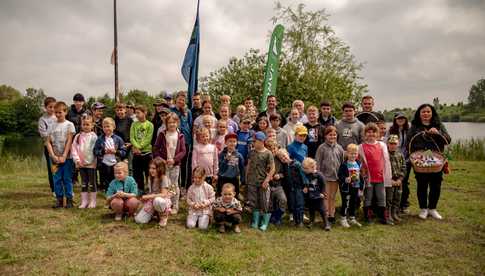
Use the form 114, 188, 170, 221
113, 0, 120, 102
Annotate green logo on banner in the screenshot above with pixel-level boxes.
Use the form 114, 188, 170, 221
260, 24, 284, 112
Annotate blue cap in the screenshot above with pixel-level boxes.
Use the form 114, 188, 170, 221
254, 131, 266, 141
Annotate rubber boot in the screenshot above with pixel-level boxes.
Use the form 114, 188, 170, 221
65, 198, 73, 209
53, 197, 64, 209
392, 207, 401, 222
364, 207, 373, 224
259, 213, 272, 231
78, 192, 89, 209
88, 192, 97, 208
250, 210, 260, 229
271, 209, 283, 225
384, 208, 394, 225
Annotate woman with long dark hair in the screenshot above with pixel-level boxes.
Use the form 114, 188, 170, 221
387, 112, 412, 213
407, 104, 451, 220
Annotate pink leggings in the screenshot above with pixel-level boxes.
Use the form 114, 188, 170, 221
110, 197, 139, 216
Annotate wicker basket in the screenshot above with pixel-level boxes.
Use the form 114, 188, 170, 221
408, 131, 448, 174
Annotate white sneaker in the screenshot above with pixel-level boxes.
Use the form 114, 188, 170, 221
289, 214, 294, 222
418, 209, 428, 220
303, 215, 310, 222
340, 218, 350, 228
348, 217, 362, 227
428, 209, 443, 220
115, 214, 122, 221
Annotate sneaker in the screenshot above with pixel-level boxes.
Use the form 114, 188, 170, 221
324, 224, 331, 231
348, 217, 362, 227
289, 214, 294, 222
340, 218, 350, 228
401, 207, 410, 214
418, 209, 428, 220
115, 214, 123, 221
159, 216, 168, 227
233, 225, 241, 233
428, 209, 443, 220
303, 215, 310, 223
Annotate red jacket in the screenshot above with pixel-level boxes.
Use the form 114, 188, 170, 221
153, 130, 186, 166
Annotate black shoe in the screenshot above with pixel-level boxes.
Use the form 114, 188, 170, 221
65, 198, 73, 208
328, 216, 336, 224
53, 198, 63, 209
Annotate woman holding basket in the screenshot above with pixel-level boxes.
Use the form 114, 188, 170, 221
407, 104, 451, 220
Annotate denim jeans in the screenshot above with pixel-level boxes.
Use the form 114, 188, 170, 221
53, 159, 74, 199
289, 188, 305, 224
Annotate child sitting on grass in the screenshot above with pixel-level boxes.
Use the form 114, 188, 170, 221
338, 144, 363, 228
135, 158, 172, 227
46, 101, 76, 208
213, 183, 243, 233
71, 114, 98, 209
302, 158, 331, 231
186, 167, 216, 230
106, 162, 139, 221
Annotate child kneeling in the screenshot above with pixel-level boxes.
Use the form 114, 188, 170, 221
213, 183, 243, 233
106, 162, 140, 221
186, 167, 216, 230
135, 158, 173, 227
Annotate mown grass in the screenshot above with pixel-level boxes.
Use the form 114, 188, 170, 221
0, 157, 484, 275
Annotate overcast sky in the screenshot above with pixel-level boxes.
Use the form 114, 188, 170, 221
1, 0, 484, 110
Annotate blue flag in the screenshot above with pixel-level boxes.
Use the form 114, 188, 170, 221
181, 0, 200, 109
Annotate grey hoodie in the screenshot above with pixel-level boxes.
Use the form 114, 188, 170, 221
315, 142, 345, 181
336, 118, 365, 150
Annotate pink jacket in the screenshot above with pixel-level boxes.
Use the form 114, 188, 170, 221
186, 182, 215, 215
358, 141, 392, 187
192, 143, 219, 177
71, 132, 98, 168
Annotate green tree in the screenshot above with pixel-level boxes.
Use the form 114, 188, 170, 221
467, 78, 485, 111
13, 88, 46, 136
202, 3, 367, 113
0, 85, 21, 102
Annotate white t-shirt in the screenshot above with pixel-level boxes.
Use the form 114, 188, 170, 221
102, 136, 117, 166
49, 120, 75, 156
166, 131, 178, 160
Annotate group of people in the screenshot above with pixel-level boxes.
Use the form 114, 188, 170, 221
38, 91, 451, 233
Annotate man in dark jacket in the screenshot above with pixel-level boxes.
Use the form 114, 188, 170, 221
257, 95, 286, 126
67, 93, 87, 133
356, 95, 385, 125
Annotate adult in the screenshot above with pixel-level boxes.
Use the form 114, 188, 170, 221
318, 101, 337, 127
171, 91, 193, 190
335, 102, 365, 150
163, 92, 174, 108
257, 95, 287, 126
356, 95, 385, 125
219, 104, 238, 133
386, 112, 411, 213
193, 100, 218, 131
287, 100, 308, 124
151, 99, 170, 145
191, 92, 203, 120
67, 93, 87, 133
407, 104, 450, 220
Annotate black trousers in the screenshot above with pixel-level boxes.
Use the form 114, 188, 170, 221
133, 153, 152, 194
415, 171, 443, 209
98, 163, 114, 192
43, 146, 54, 192
180, 145, 192, 189
308, 198, 326, 222
213, 211, 242, 225
80, 168, 97, 192
400, 161, 412, 209
340, 186, 360, 217
216, 176, 239, 196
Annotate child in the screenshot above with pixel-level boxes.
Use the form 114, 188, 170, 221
201, 114, 217, 143
46, 101, 76, 208
315, 126, 344, 224
217, 133, 245, 197
287, 125, 308, 163
236, 115, 254, 162
232, 105, 246, 125
153, 112, 186, 214
358, 123, 392, 224
302, 158, 331, 231
304, 105, 325, 158
114, 102, 133, 146
106, 162, 139, 221
283, 108, 302, 143
265, 128, 277, 142
269, 148, 288, 225
213, 119, 228, 153
192, 128, 219, 186
338, 144, 363, 228
377, 120, 387, 142
387, 135, 406, 223
246, 131, 275, 231
71, 114, 98, 208
135, 158, 172, 227
38, 96, 57, 193
186, 167, 216, 230
130, 105, 154, 194
94, 118, 127, 192
318, 101, 337, 127
91, 102, 106, 136
277, 148, 306, 227
213, 183, 243, 233
219, 105, 238, 133
269, 113, 290, 149
256, 116, 269, 132
336, 102, 364, 150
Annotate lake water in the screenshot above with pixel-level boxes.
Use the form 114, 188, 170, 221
1, 122, 484, 158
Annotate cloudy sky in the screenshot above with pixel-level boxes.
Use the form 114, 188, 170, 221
1, 0, 484, 110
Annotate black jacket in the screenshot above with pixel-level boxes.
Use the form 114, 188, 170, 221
66, 105, 87, 133
338, 159, 364, 192
305, 172, 325, 200
114, 116, 133, 143
406, 123, 451, 154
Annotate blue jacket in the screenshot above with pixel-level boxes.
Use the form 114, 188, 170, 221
284, 160, 307, 191
287, 141, 308, 163
218, 148, 245, 184
236, 129, 254, 162
171, 107, 193, 145
94, 134, 127, 160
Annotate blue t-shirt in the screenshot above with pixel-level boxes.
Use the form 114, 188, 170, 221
346, 161, 361, 188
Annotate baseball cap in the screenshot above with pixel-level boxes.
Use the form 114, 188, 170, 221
295, 125, 308, 136
254, 131, 266, 141
394, 112, 406, 119
91, 102, 106, 110
73, 93, 85, 102
153, 98, 166, 106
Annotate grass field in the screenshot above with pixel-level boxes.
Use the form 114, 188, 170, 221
0, 157, 484, 275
